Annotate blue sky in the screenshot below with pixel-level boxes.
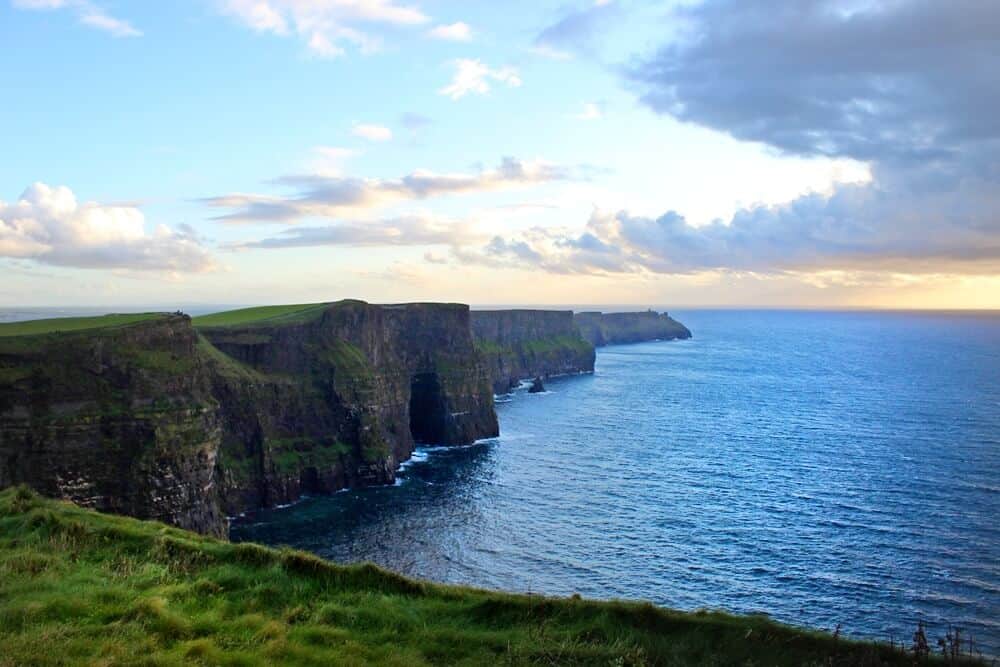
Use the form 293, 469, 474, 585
2, 1, 998, 308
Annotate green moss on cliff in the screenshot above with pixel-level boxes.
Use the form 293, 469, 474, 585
0, 487, 940, 666
269, 438, 350, 474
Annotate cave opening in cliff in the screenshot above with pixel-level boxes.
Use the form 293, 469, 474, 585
409, 372, 450, 444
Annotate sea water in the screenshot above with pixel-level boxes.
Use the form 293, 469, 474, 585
228, 310, 999, 652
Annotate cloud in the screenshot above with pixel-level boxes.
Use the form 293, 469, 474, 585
217, 0, 429, 57
233, 213, 480, 249
205, 157, 569, 223
427, 21, 471, 41
628, 0, 1000, 166
13, 0, 141, 37
399, 112, 432, 131
533, 0, 621, 59
501, 0, 1000, 279
351, 123, 392, 141
438, 59, 521, 100
0, 183, 214, 272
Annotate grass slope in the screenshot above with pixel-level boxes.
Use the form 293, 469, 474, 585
0, 313, 165, 338
0, 488, 939, 666
193, 303, 332, 328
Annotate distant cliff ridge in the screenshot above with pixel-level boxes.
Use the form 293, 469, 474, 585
470, 309, 595, 394
0, 303, 690, 536
574, 310, 692, 347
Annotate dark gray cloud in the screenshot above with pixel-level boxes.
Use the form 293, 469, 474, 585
479, 0, 995, 278
628, 0, 1000, 166
205, 157, 570, 223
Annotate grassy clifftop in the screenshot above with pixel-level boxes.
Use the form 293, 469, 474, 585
0, 488, 927, 666
0, 313, 167, 338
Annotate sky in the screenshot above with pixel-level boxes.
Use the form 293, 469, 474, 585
1, 0, 998, 309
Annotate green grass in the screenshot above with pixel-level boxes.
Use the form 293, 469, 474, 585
0, 487, 953, 666
0, 313, 166, 338
193, 303, 333, 328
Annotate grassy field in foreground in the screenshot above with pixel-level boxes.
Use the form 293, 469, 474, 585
0, 313, 165, 338
0, 488, 953, 666
192, 303, 332, 328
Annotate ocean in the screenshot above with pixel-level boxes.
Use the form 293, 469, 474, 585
230, 310, 1000, 653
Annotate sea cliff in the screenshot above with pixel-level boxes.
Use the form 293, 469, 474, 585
198, 300, 498, 517
574, 310, 692, 346
0, 313, 226, 536
0, 303, 691, 536
470, 309, 595, 394
0, 302, 498, 535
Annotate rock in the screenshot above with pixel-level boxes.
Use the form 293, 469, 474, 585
0, 314, 227, 536
574, 310, 692, 347
528, 377, 545, 393
470, 310, 595, 394
0, 301, 501, 536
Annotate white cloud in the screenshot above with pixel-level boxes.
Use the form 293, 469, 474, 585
218, 0, 429, 57
0, 183, 214, 272
13, 0, 142, 37
351, 123, 393, 142
205, 157, 570, 223
427, 21, 471, 41
438, 59, 521, 100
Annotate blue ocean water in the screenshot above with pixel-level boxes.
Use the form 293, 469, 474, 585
231, 310, 1000, 653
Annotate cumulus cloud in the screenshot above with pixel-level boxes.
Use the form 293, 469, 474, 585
205, 157, 569, 223
233, 213, 480, 249
13, 0, 141, 37
495, 0, 1000, 278
438, 59, 521, 100
427, 21, 471, 41
0, 183, 214, 272
351, 123, 392, 141
217, 0, 429, 57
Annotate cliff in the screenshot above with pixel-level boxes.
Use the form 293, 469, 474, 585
574, 310, 692, 346
470, 310, 595, 394
198, 300, 498, 517
0, 313, 226, 536
0, 301, 499, 534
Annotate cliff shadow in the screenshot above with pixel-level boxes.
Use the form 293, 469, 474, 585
409, 372, 450, 445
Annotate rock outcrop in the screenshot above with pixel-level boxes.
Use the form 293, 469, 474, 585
0, 314, 227, 536
470, 310, 595, 394
574, 310, 692, 346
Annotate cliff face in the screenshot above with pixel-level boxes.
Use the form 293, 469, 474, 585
198, 301, 498, 517
0, 315, 226, 536
574, 311, 692, 347
470, 310, 595, 394
0, 301, 499, 534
